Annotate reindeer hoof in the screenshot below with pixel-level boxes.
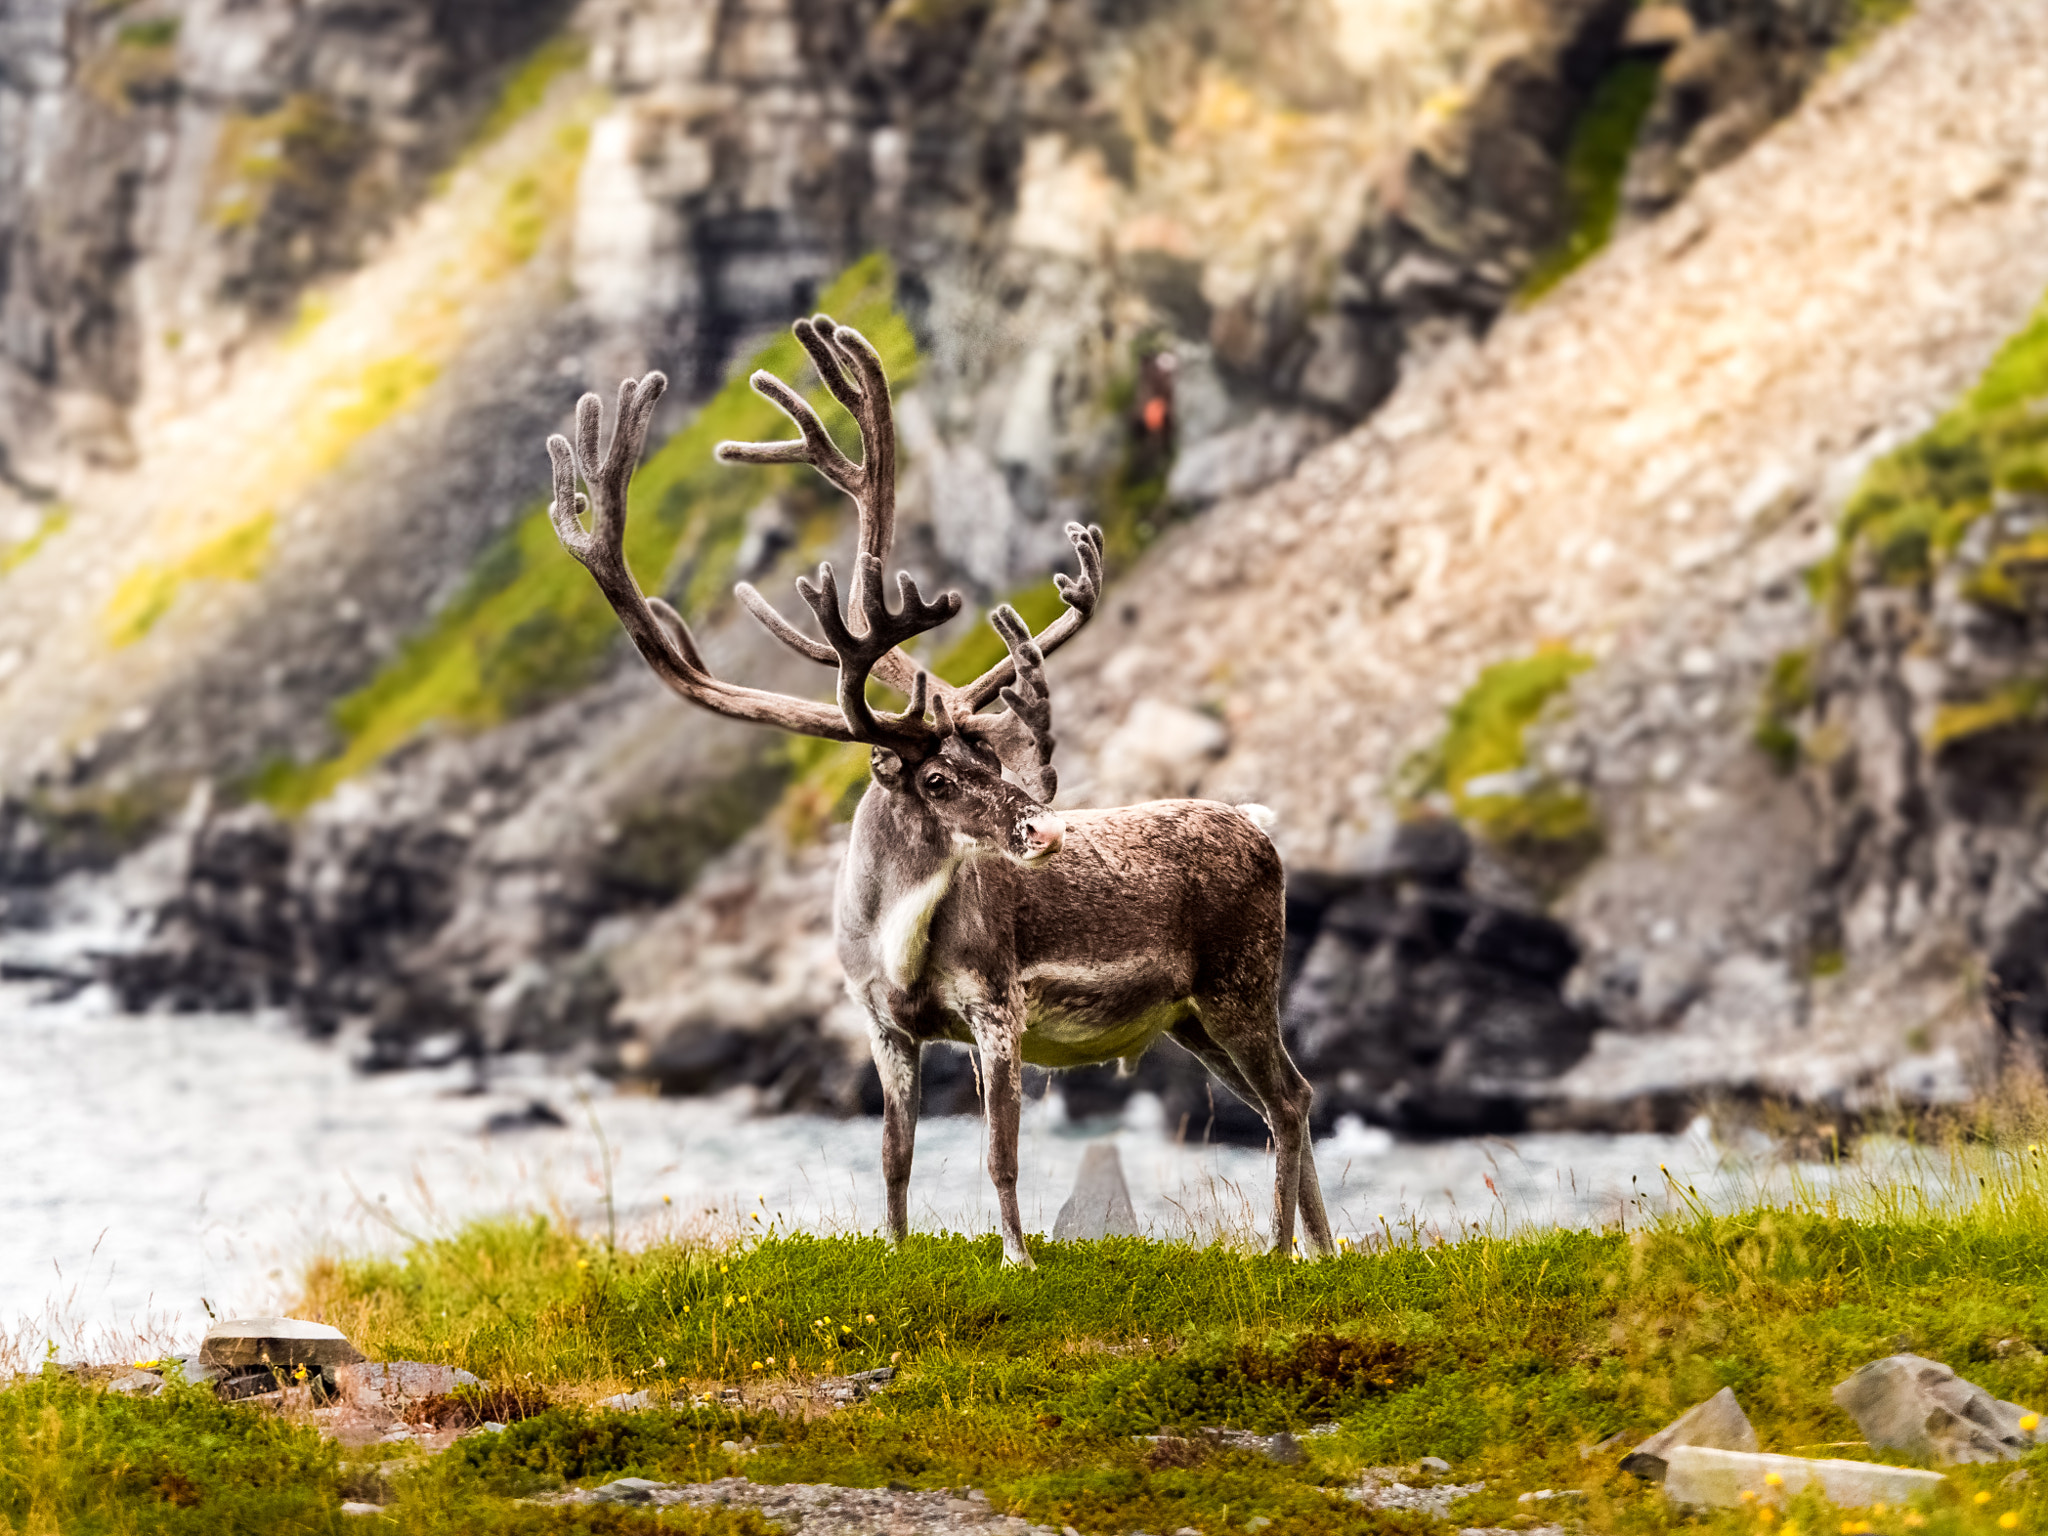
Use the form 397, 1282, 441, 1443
1003, 1243, 1037, 1270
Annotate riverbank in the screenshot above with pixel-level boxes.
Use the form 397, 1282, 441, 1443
6, 1091, 2046, 1536
0, 980, 1796, 1349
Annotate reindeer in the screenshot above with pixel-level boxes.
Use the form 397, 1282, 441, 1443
546, 315, 1334, 1266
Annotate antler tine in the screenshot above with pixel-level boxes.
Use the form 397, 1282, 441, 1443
953, 522, 1107, 710
717, 372, 861, 497
546, 377, 861, 744
793, 314, 867, 417
738, 578, 934, 695
796, 555, 961, 754
991, 604, 1058, 803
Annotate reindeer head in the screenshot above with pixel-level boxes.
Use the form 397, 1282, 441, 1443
545, 314, 1103, 862
870, 734, 1066, 865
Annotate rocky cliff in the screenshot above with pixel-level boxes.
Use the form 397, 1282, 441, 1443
2, 0, 2010, 1136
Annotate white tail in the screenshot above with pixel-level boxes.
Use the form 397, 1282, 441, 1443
1236, 803, 1277, 835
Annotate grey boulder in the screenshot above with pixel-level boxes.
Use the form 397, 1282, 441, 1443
334, 1360, 480, 1410
1620, 1387, 1760, 1480
1052, 1144, 1141, 1240
1832, 1354, 2043, 1465
199, 1316, 365, 1372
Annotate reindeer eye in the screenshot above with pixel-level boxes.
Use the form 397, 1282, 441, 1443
921, 771, 955, 798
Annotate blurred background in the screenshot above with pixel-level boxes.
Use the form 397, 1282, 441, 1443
3, 0, 2043, 1351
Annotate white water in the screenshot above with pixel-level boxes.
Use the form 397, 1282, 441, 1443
0, 969, 1800, 1360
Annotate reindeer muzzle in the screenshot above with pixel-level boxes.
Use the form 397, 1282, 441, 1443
1016, 813, 1066, 863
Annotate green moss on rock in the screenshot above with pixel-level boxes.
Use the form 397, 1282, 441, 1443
1929, 676, 2048, 752
1823, 283, 2048, 614
1407, 645, 1601, 878
1752, 648, 1814, 773
1519, 57, 1663, 303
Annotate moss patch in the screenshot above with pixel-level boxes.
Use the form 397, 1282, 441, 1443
1519, 57, 1663, 303
101, 510, 276, 647
481, 120, 592, 275
0, 504, 69, 575
1814, 283, 2048, 616
0, 1364, 783, 1534
1928, 676, 2048, 752
1832, 0, 1916, 62
1405, 645, 1600, 883
255, 256, 916, 813
472, 33, 591, 154
1753, 648, 1814, 773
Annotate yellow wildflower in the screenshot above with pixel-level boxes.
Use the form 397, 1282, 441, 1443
1998, 1517, 2019, 1532
2022, 1413, 2040, 1433
1979, 1493, 1996, 1506
1757, 1509, 1774, 1526
751, 1360, 762, 1370
1765, 1473, 1784, 1488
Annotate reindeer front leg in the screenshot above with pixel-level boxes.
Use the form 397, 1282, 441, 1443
864, 1013, 923, 1246
964, 991, 1034, 1269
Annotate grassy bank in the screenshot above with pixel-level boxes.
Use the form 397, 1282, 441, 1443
7, 1129, 2048, 1535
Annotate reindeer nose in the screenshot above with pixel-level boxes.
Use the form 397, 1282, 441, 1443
1020, 813, 1065, 860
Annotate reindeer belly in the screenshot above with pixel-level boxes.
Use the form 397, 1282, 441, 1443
1016, 959, 1192, 1069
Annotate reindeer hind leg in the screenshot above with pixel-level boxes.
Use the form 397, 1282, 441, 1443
1185, 1000, 1332, 1258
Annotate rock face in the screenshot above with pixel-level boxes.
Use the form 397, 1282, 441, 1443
0, 0, 570, 486
0, 0, 1992, 1141
1278, 820, 1597, 1135
1620, 1387, 1760, 1481
1831, 1355, 2044, 1466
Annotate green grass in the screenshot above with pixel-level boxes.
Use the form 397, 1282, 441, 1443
263, 1128, 2048, 1533
0, 1366, 779, 1535
254, 255, 916, 812
1520, 57, 1664, 303
1813, 283, 2048, 618
14, 1123, 2048, 1533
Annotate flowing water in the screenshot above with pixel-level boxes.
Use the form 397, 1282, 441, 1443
1, 967, 1812, 1360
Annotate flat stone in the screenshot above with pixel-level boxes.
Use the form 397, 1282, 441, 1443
1621, 1387, 1760, 1480
334, 1360, 479, 1410
199, 1316, 364, 1372
105, 1368, 164, 1397
1832, 1354, 2043, 1465
600, 1389, 656, 1410
340, 1502, 384, 1516
1052, 1144, 1141, 1240
1663, 1446, 1947, 1510
592, 1478, 667, 1505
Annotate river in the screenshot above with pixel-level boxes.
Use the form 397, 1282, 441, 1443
3, 963, 1828, 1365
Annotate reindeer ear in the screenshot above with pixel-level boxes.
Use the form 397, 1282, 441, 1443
869, 747, 908, 789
